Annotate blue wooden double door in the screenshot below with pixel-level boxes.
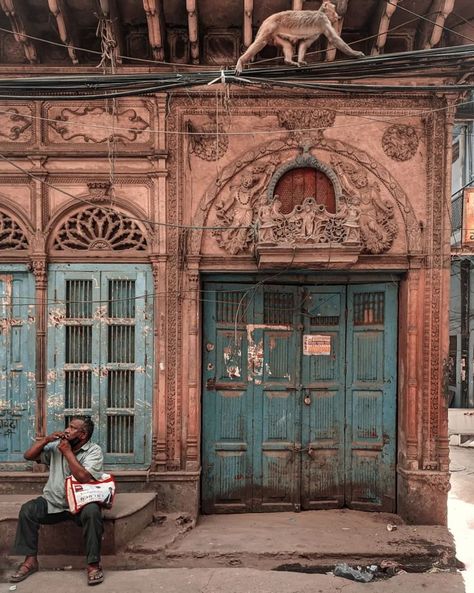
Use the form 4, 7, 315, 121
202, 281, 398, 513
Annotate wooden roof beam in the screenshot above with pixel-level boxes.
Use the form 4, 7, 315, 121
371, 0, 399, 56
0, 0, 38, 63
243, 0, 253, 50
416, 0, 456, 49
326, 0, 348, 62
143, 0, 166, 61
48, 0, 79, 64
186, 0, 199, 64
97, 0, 123, 65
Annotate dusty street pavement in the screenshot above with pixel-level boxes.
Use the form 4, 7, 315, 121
1, 444, 472, 592
0, 567, 465, 593
449, 444, 474, 592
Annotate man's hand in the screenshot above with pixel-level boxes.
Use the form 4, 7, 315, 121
45, 431, 65, 444
58, 437, 72, 455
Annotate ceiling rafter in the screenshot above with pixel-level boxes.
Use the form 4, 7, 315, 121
47, 0, 79, 64
416, 0, 456, 49
0, 0, 38, 63
97, 0, 123, 65
326, 0, 349, 62
142, 0, 166, 61
243, 0, 253, 50
371, 0, 399, 56
186, 0, 199, 64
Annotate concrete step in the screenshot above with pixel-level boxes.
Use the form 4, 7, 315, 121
0, 492, 156, 555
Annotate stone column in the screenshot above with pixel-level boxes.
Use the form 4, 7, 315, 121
30, 256, 47, 441
185, 265, 200, 471
150, 255, 167, 470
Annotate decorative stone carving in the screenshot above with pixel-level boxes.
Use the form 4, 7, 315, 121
213, 157, 280, 254
382, 124, 419, 161
212, 148, 397, 257
0, 211, 28, 249
87, 181, 112, 202
186, 119, 229, 161
49, 106, 149, 144
277, 109, 336, 142
52, 206, 147, 251
256, 195, 360, 246
331, 156, 398, 254
0, 107, 32, 142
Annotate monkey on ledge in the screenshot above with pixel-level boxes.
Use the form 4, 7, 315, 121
235, 1, 365, 74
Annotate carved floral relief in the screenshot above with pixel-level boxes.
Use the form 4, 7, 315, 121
46, 103, 150, 144
186, 118, 229, 161
0, 107, 33, 142
277, 109, 336, 142
382, 124, 419, 161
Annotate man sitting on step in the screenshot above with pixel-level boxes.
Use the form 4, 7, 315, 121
10, 416, 105, 586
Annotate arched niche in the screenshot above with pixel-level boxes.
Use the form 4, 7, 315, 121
266, 149, 343, 214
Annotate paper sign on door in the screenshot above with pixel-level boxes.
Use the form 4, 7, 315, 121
303, 334, 331, 356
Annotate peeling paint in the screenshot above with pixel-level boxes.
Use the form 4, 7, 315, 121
48, 306, 66, 327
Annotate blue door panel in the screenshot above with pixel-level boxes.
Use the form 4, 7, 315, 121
346, 284, 398, 512
0, 270, 35, 466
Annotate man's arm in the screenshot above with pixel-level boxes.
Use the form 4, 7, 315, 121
24, 432, 64, 461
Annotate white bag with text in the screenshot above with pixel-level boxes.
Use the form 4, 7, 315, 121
65, 473, 116, 514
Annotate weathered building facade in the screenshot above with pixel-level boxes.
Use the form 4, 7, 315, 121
0, 0, 472, 526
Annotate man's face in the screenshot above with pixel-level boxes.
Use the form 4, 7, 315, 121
64, 419, 87, 447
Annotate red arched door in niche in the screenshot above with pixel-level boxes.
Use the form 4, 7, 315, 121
274, 167, 336, 214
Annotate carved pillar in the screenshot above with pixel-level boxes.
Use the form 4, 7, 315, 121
405, 265, 422, 467
150, 255, 167, 470
185, 265, 200, 470
30, 256, 47, 440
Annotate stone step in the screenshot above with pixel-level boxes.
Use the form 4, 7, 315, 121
0, 492, 156, 555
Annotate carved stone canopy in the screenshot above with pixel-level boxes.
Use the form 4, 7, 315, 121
212, 147, 398, 266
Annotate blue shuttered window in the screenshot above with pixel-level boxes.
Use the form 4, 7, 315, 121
48, 265, 153, 469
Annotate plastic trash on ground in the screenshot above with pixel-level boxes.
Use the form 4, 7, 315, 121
333, 563, 374, 583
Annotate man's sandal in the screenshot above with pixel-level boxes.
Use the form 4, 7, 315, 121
87, 565, 104, 586
10, 563, 38, 583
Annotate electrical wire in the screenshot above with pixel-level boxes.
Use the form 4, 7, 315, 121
0, 45, 471, 100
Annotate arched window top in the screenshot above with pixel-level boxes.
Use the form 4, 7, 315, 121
52, 206, 148, 252
267, 149, 341, 214
0, 210, 29, 250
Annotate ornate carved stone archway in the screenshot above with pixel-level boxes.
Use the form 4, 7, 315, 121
193, 137, 420, 258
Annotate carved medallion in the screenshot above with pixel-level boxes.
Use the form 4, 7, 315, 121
52, 207, 147, 251
186, 119, 229, 161
0, 211, 28, 250
382, 124, 419, 161
277, 110, 336, 142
